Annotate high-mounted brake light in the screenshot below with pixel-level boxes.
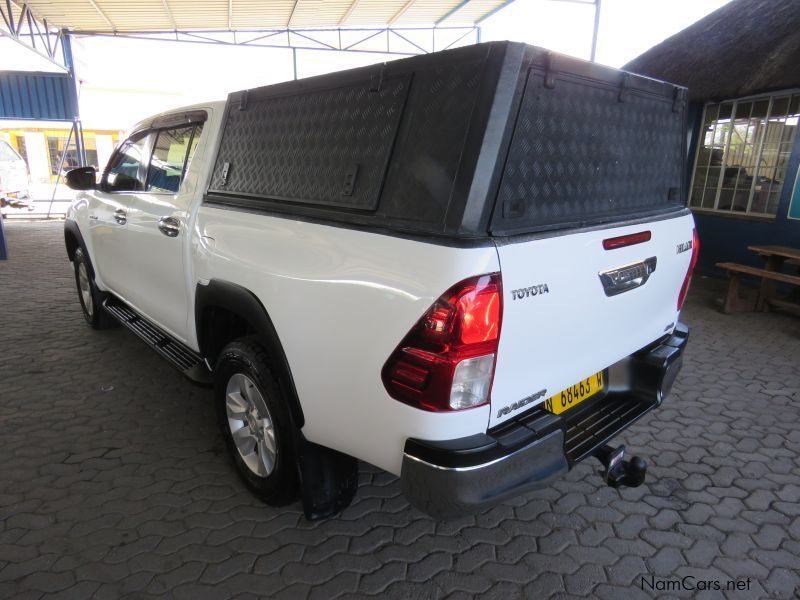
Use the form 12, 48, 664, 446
677, 228, 699, 311
603, 230, 652, 250
382, 274, 502, 412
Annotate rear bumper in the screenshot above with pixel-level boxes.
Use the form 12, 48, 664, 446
401, 322, 689, 518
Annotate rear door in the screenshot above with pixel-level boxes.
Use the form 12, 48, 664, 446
124, 120, 205, 341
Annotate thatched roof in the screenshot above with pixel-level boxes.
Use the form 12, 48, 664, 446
624, 0, 800, 102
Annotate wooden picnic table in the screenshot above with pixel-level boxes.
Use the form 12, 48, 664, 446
747, 245, 800, 311
748, 244, 800, 264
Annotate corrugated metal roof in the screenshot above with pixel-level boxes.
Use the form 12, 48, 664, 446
14, 0, 510, 32
0, 71, 76, 120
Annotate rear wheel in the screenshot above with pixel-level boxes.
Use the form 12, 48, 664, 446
72, 247, 116, 329
215, 337, 299, 505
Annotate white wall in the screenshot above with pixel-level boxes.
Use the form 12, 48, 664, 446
95, 134, 116, 172
23, 132, 50, 183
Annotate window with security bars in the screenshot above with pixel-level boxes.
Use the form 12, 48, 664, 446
690, 93, 800, 217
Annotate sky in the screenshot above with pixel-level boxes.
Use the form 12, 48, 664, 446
0, 0, 734, 129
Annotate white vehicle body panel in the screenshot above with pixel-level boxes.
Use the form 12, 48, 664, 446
489, 213, 695, 428
194, 209, 498, 474
86, 189, 141, 301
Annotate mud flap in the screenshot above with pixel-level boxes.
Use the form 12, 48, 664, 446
297, 439, 358, 520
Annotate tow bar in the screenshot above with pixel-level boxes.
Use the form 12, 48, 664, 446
594, 444, 647, 488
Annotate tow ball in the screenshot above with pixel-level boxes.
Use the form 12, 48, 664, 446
594, 444, 647, 488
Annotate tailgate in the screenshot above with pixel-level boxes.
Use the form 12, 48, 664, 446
489, 211, 694, 428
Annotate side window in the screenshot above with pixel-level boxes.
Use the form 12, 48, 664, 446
104, 133, 148, 192
145, 124, 203, 193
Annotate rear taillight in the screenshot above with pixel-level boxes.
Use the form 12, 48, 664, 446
382, 274, 502, 412
677, 228, 699, 311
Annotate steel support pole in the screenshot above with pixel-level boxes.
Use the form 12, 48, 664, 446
47, 122, 75, 219
590, 0, 601, 62
61, 30, 86, 166
292, 47, 298, 80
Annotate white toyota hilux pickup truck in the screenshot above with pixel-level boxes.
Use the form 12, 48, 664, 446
64, 42, 697, 519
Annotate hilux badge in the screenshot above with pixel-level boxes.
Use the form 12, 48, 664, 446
677, 240, 693, 254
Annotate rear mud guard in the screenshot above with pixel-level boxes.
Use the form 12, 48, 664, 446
296, 439, 358, 520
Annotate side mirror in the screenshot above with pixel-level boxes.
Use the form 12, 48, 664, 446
65, 166, 97, 191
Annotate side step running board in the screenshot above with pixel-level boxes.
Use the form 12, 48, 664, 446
103, 296, 213, 385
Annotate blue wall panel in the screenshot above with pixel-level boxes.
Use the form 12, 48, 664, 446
0, 71, 75, 121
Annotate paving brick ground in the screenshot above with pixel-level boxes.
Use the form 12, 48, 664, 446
0, 220, 798, 599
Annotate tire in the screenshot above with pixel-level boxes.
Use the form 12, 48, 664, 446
215, 337, 299, 505
72, 247, 116, 329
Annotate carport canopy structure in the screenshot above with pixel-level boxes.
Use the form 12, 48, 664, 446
2, 0, 524, 60
0, 0, 602, 164
3, 1, 602, 60
9, 0, 512, 30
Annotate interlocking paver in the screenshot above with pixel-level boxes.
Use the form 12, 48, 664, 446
606, 555, 648, 586
1, 221, 799, 598
764, 567, 800, 600
683, 539, 720, 569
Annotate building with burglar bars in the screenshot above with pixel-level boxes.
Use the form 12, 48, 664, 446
625, 0, 800, 272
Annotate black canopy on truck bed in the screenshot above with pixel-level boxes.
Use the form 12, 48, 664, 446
204, 41, 687, 240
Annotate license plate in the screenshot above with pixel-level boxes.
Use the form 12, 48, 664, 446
544, 371, 604, 415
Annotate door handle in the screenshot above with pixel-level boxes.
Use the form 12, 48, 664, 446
158, 216, 180, 238
114, 208, 127, 225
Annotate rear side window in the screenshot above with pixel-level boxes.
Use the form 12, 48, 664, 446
105, 133, 148, 192
146, 124, 203, 193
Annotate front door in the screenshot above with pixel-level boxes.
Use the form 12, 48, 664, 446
87, 132, 149, 301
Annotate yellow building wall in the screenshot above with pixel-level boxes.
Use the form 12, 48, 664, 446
1, 127, 121, 183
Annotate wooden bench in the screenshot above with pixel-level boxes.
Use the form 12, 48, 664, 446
716, 262, 800, 314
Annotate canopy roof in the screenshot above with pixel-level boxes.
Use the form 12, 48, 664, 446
13, 0, 511, 33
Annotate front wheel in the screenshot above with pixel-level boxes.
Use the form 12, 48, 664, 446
215, 337, 299, 505
72, 247, 116, 329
